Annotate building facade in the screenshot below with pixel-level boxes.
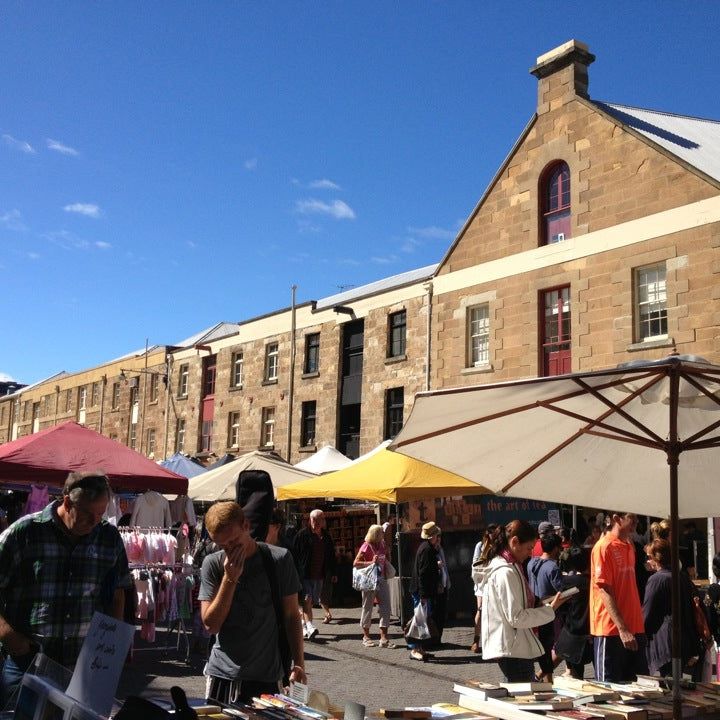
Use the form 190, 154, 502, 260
2, 40, 719, 466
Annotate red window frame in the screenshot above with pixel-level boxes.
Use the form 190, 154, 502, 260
540, 161, 571, 245
539, 285, 571, 377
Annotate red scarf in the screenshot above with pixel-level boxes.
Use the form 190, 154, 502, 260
500, 548, 535, 608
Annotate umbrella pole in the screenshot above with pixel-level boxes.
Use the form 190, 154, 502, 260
396, 505, 404, 629
668, 366, 682, 720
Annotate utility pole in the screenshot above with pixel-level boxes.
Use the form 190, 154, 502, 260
286, 285, 297, 462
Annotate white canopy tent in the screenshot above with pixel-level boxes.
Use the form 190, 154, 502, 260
294, 446, 352, 474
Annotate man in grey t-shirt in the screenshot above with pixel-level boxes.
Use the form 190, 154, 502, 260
199, 501, 306, 705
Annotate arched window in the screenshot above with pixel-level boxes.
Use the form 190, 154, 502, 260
541, 161, 571, 245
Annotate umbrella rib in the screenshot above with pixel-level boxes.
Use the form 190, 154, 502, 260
539, 403, 660, 445
584, 428, 663, 449
572, 374, 666, 444
501, 376, 664, 494
684, 437, 720, 451
393, 373, 658, 449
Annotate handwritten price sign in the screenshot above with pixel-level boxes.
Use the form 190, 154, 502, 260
67, 612, 134, 717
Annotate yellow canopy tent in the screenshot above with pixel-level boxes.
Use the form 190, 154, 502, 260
278, 448, 490, 626
277, 448, 489, 502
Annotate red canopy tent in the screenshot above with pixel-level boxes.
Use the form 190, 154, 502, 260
0, 421, 188, 494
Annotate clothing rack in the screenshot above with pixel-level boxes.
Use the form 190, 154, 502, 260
129, 562, 197, 664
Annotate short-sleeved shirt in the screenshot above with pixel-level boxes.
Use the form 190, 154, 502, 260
357, 541, 387, 578
590, 532, 644, 637
199, 542, 301, 683
0, 500, 132, 666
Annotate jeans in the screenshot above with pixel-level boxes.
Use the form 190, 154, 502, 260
0, 651, 36, 709
497, 657, 536, 683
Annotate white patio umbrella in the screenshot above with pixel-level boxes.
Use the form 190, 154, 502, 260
391, 355, 720, 717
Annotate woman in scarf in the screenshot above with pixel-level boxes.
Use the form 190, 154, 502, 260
477, 519, 566, 682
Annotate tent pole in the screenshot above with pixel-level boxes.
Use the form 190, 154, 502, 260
396, 505, 404, 629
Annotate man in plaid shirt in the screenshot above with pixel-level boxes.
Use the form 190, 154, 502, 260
0, 471, 131, 705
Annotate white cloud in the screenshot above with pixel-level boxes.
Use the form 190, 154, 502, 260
95, 241, 111, 249
64, 203, 101, 218
186, 240, 197, 249
0, 209, 27, 231
295, 198, 356, 220
0, 372, 16, 382
309, 178, 341, 191
407, 225, 455, 240
244, 158, 258, 170
46, 138, 79, 156
296, 219, 322, 234
44, 229, 89, 251
401, 237, 421, 253
337, 258, 361, 266
27, 252, 41, 260
371, 254, 399, 265
2, 134, 36, 154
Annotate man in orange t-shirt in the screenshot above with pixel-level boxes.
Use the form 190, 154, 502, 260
590, 511, 646, 682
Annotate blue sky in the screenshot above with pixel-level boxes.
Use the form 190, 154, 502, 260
2, 2, 719, 385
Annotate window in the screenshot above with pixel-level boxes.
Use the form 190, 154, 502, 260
388, 310, 407, 358
300, 401, 317, 447
21, 400, 29, 421
129, 422, 137, 450
200, 420, 213, 453
78, 386, 87, 410
541, 286, 571, 376
635, 264, 668, 341
149, 374, 159, 402
91, 382, 100, 406
228, 411, 240, 448
261, 406, 275, 447
385, 387, 404, 440
304, 334, 320, 374
467, 304, 490, 366
231, 351, 244, 388
541, 161, 571, 245
203, 356, 216, 397
111, 383, 121, 410
264, 343, 279, 382
176, 418, 186, 453
129, 385, 139, 406
65, 389, 72, 413
146, 428, 156, 457
178, 364, 189, 397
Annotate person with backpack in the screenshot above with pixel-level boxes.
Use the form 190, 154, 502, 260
199, 501, 306, 705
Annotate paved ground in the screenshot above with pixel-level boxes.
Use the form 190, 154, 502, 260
116, 606, 519, 713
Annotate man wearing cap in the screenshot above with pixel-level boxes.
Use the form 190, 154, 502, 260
408, 521, 443, 661
531, 521, 556, 558
0, 471, 131, 705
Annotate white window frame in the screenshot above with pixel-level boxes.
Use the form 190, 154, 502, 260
231, 351, 244, 388
265, 343, 279, 381
261, 406, 275, 447
176, 418, 186, 453
228, 411, 240, 448
635, 263, 668, 342
467, 304, 490, 367
178, 364, 189, 397
146, 428, 156, 458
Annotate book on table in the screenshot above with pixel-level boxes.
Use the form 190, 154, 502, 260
493, 695, 575, 711
545, 709, 609, 720
498, 682, 553, 694
452, 683, 508, 700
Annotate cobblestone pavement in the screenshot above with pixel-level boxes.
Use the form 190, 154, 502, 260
117, 607, 517, 713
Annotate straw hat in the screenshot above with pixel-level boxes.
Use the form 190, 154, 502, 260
421, 521, 441, 539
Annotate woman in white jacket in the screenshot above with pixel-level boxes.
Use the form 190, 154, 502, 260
478, 519, 566, 682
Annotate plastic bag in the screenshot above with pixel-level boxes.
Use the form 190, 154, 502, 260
385, 560, 397, 579
352, 564, 378, 592
405, 601, 431, 640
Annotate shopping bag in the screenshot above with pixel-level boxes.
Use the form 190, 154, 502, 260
352, 564, 378, 592
385, 560, 397, 579
404, 601, 431, 640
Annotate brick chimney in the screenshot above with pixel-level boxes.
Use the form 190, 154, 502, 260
530, 40, 595, 113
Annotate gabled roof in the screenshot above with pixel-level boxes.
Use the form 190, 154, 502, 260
595, 101, 720, 184
175, 322, 241, 348
2, 371, 69, 399
313, 263, 437, 312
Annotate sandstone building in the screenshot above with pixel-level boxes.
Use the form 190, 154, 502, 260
2, 40, 719, 468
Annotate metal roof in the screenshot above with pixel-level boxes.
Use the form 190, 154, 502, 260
174, 322, 241, 348
313, 263, 437, 311
596, 101, 720, 183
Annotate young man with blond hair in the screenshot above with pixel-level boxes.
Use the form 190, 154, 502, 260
200, 501, 306, 705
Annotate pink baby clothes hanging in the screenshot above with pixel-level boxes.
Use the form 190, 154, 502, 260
24, 484, 49, 515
